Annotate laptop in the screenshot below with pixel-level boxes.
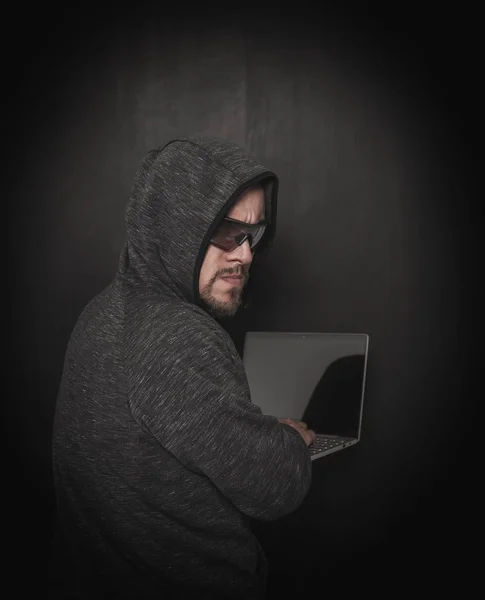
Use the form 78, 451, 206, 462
242, 331, 370, 461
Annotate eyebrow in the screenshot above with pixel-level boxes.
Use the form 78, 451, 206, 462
227, 216, 266, 226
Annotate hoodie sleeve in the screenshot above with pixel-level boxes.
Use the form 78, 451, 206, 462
126, 306, 312, 521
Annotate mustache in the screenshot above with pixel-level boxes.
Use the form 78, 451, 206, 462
208, 268, 248, 285
218, 268, 247, 279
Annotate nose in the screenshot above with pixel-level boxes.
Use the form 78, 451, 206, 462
228, 238, 253, 264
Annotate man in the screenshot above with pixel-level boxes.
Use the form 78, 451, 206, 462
50, 136, 315, 599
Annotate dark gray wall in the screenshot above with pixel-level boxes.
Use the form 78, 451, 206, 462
7, 7, 477, 595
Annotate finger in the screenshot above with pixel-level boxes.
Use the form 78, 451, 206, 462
304, 429, 316, 445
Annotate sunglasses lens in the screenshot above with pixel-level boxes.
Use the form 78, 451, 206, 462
211, 219, 266, 252
211, 221, 238, 251
250, 227, 265, 249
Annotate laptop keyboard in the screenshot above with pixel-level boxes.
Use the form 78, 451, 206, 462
309, 436, 345, 456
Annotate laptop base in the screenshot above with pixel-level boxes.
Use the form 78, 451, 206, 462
309, 434, 358, 460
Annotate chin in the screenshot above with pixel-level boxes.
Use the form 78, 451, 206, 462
200, 292, 241, 319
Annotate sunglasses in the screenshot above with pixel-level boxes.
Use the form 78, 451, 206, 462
210, 217, 267, 253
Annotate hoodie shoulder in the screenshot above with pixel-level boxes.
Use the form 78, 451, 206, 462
124, 295, 238, 370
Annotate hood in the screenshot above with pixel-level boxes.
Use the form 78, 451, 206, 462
118, 136, 278, 308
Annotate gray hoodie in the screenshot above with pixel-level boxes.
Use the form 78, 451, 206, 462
51, 136, 312, 599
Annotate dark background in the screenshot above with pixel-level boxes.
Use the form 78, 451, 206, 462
6, 5, 478, 596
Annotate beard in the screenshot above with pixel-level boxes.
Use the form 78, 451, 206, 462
199, 269, 247, 319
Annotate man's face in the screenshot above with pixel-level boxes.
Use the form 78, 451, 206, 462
199, 185, 265, 319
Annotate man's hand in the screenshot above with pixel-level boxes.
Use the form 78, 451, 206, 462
278, 418, 316, 447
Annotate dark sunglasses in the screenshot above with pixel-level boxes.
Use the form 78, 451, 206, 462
210, 217, 267, 253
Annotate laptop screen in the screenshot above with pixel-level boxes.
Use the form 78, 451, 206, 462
242, 332, 369, 439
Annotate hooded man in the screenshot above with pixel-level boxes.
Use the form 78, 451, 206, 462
51, 136, 315, 599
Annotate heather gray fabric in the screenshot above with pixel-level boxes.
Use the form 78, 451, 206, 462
51, 136, 312, 599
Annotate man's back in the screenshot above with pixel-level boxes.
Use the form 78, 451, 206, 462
51, 279, 274, 599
